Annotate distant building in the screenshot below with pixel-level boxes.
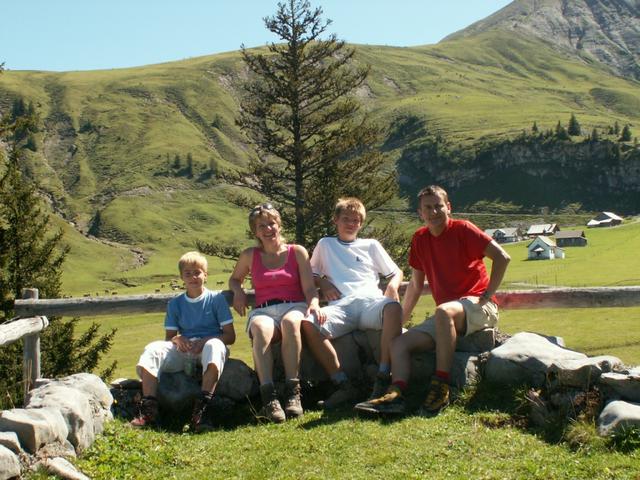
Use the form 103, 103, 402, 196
526, 224, 559, 237
555, 230, 587, 247
484, 227, 522, 244
587, 212, 623, 228
527, 235, 565, 260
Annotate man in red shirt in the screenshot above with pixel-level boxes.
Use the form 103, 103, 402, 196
355, 185, 510, 415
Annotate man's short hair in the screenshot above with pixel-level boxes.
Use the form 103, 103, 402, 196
334, 197, 366, 223
417, 185, 449, 204
178, 251, 208, 273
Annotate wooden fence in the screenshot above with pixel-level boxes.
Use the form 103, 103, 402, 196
5, 284, 640, 400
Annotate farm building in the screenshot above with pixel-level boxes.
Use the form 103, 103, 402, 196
527, 235, 565, 260
484, 227, 523, 244
555, 230, 587, 247
526, 223, 559, 237
587, 211, 623, 228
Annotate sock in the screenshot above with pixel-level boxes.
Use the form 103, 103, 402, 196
201, 391, 213, 402
378, 363, 391, 375
260, 379, 274, 387
435, 370, 450, 383
391, 380, 408, 392
330, 371, 348, 385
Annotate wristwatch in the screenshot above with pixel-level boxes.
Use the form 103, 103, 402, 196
480, 291, 492, 301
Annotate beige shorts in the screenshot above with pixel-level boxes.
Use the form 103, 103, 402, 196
411, 297, 499, 340
246, 301, 310, 338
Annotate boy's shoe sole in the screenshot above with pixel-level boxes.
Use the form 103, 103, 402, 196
354, 400, 406, 415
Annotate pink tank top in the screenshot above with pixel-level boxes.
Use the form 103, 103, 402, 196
252, 244, 305, 306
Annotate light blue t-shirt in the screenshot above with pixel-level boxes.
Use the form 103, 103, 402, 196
164, 288, 233, 338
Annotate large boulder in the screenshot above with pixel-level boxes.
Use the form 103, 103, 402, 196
0, 408, 68, 454
26, 384, 95, 453
0, 444, 20, 480
157, 358, 258, 413
597, 400, 640, 436
484, 332, 587, 387
34, 373, 114, 435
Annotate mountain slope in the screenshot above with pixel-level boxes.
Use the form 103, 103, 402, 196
445, 0, 640, 80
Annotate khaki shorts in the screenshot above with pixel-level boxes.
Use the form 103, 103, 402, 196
246, 302, 310, 338
411, 297, 498, 340
317, 294, 399, 339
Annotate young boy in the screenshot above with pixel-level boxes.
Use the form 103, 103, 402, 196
131, 251, 235, 431
356, 185, 510, 415
301, 197, 403, 408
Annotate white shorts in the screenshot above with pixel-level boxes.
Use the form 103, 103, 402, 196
136, 337, 228, 379
318, 294, 399, 339
411, 297, 499, 340
246, 301, 311, 338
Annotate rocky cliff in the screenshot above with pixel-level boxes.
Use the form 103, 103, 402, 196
445, 0, 640, 80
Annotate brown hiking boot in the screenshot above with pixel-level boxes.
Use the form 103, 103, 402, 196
421, 376, 450, 415
355, 384, 406, 414
318, 379, 359, 410
259, 383, 286, 423
130, 396, 158, 428
284, 378, 303, 419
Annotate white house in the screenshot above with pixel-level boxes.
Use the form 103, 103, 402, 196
587, 212, 623, 228
527, 235, 565, 260
484, 227, 522, 243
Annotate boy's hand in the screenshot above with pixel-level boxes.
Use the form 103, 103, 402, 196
384, 284, 400, 302
233, 289, 248, 316
171, 335, 190, 352
319, 278, 341, 302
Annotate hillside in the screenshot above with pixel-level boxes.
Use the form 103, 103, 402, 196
2, 17, 640, 294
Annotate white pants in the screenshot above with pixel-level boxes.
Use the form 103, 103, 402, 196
136, 337, 227, 379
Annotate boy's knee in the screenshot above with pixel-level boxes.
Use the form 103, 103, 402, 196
382, 302, 402, 322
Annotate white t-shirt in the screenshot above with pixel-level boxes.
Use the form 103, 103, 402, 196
310, 237, 399, 301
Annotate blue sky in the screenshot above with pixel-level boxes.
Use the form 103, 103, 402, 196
2, 0, 512, 72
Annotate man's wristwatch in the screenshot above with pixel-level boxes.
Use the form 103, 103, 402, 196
480, 291, 492, 301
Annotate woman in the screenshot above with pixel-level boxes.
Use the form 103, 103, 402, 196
229, 203, 324, 422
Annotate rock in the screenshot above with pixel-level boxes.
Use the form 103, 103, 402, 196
157, 372, 201, 413
484, 332, 586, 387
0, 408, 68, 454
38, 456, 90, 480
216, 358, 259, 401
600, 371, 640, 403
0, 444, 21, 480
410, 351, 480, 389
547, 355, 623, 389
31, 374, 113, 436
27, 384, 94, 453
110, 378, 142, 390
456, 328, 496, 352
598, 400, 640, 437
0, 431, 21, 453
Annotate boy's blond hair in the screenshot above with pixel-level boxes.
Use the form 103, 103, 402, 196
334, 197, 366, 223
178, 251, 208, 273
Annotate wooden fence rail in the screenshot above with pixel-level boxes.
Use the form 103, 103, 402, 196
6, 284, 640, 400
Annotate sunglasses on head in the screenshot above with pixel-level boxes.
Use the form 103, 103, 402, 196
249, 203, 275, 216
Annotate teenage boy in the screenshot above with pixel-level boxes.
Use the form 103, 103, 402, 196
132, 251, 235, 431
301, 197, 403, 408
356, 185, 510, 415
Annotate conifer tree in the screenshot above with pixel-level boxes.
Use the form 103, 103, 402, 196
591, 127, 599, 142
226, 0, 396, 247
620, 124, 632, 142
555, 121, 569, 140
568, 113, 581, 136
531, 121, 538, 134
614, 121, 620, 135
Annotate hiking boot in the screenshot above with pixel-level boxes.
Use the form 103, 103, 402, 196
354, 385, 406, 414
130, 396, 158, 428
259, 383, 286, 423
190, 396, 213, 433
368, 372, 391, 400
421, 376, 450, 415
317, 379, 359, 410
284, 378, 303, 419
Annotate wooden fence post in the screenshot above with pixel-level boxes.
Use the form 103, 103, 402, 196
22, 288, 40, 401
